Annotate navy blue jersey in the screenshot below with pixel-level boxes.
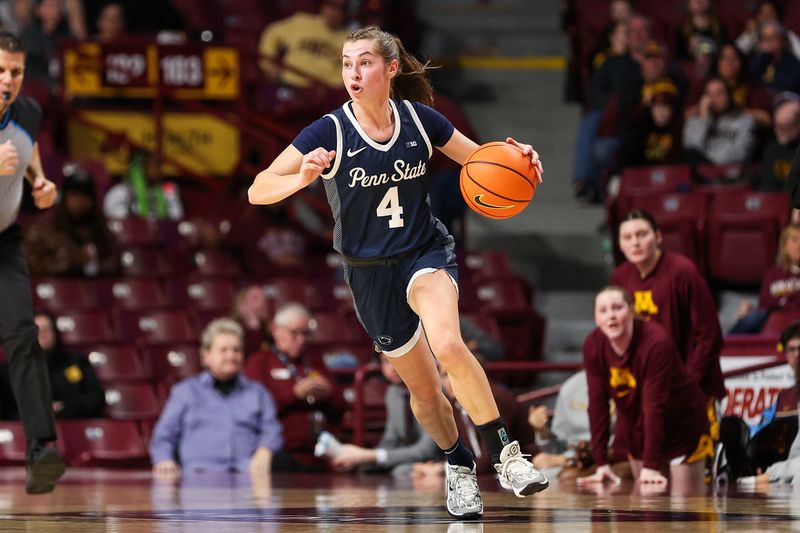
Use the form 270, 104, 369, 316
292, 99, 455, 258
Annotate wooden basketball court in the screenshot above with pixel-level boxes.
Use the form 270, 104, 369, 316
0, 468, 795, 532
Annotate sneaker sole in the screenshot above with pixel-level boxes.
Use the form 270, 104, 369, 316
447, 508, 484, 520
26, 452, 66, 495
514, 480, 549, 498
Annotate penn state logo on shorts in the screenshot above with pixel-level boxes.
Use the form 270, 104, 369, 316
378, 335, 394, 346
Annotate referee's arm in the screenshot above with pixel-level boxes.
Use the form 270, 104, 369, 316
25, 142, 56, 210
788, 142, 800, 209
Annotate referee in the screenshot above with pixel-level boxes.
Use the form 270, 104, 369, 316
0, 31, 64, 494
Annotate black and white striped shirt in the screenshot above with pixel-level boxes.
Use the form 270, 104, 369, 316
0, 95, 41, 233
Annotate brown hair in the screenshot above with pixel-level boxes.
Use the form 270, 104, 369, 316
594, 285, 634, 309
777, 223, 800, 270
345, 26, 434, 106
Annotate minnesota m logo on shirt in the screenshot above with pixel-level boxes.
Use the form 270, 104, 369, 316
634, 290, 659, 316
609, 367, 637, 398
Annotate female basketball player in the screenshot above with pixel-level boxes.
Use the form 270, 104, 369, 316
578, 287, 711, 492
249, 26, 547, 519
611, 210, 725, 413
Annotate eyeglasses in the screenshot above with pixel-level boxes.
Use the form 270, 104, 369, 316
281, 325, 313, 338
785, 344, 800, 354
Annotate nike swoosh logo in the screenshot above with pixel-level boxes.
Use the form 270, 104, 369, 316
473, 194, 514, 210
347, 146, 367, 157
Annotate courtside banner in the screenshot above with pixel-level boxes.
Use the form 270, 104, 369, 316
67, 111, 240, 175
721, 356, 794, 425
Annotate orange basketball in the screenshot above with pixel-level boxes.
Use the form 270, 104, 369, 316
459, 142, 538, 219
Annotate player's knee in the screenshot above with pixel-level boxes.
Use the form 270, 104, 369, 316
428, 334, 467, 365
409, 386, 447, 408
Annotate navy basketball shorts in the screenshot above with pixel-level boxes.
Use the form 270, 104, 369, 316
343, 237, 458, 357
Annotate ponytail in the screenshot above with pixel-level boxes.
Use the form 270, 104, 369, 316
345, 26, 434, 106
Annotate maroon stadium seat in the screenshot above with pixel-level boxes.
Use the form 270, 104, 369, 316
307, 311, 363, 346
113, 309, 196, 344
167, 278, 237, 310
103, 383, 161, 420
54, 310, 116, 346
263, 278, 323, 310
31, 278, 98, 310
59, 420, 149, 467
96, 278, 171, 310
707, 192, 789, 285
461, 250, 515, 284
762, 311, 800, 337
141, 343, 202, 388
631, 192, 706, 269
86, 344, 150, 383
107, 218, 165, 248
119, 248, 176, 278
0, 422, 29, 465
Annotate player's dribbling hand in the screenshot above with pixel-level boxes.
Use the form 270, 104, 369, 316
0, 140, 19, 175
299, 147, 336, 185
505, 137, 543, 182
576, 464, 621, 485
31, 175, 57, 209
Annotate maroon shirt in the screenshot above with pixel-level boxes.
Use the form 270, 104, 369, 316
611, 251, 725, 399
759, 265, 800, 311
452, 382, 537, 474
244, 348, 345, 464
584, 320, 709, 470
774, 386, 798, 418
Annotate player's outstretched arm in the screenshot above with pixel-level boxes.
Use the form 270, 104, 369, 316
248, 145, 336, 205
439, 131, 543, 182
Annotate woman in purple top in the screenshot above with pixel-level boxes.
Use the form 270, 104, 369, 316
149, 318, 283, 477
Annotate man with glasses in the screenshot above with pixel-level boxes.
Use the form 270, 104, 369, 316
245, 302, 345, 470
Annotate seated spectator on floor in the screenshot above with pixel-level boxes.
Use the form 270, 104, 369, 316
761, 93, 800, 192
674, 0, 727, 61
244, 303, 345, 470
103, 150, 183, 221
0, 312, 104, 420
150, 318, 283, 477
460, 316, 505, 363
231, 285, 272, 356
578, 287, 711, 493
411, 363, 537, 480
730, 223, 800, 333
683, 76, 757, 170
734, 323, 800, 489
737, 0, 800, 60
326, 353, 440, 476
750, 21, 800, 95
25, 167, 119, 277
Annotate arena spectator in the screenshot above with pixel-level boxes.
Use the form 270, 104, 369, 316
103, 150, 182, 221
94, 2, 126, 44
258, 0, 350, 89
616, 82, 683, 170
736, 0, 800, 60
750, 21, 800, 95
327, 353, 440, 476
25, 167, 119, 277
611, 209, 725, 406
578, 287, 711, 492
460, 316, 505, 363
244, 303, 345, 470
149, 318, 283, 476
588, 0, 634, 73
674, 0, 727, 61
20, 0, 72, 89
0, 313, 104, 420
231, 285, 271, 356
697, 43, 772, 128
571, 21, 640, 202
683, 76, 757, 168
730, 223, 800, 333
761, 93, 800, 191
0, 0, 33, 35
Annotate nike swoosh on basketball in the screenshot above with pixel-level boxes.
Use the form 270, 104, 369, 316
473, 194, 514, 210
347, 146, 367, 157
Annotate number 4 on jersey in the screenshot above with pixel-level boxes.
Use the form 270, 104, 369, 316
376, 186, 404, 228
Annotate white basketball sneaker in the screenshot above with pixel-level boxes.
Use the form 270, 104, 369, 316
494, 440, 549, 497
445, 462, 484, 519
